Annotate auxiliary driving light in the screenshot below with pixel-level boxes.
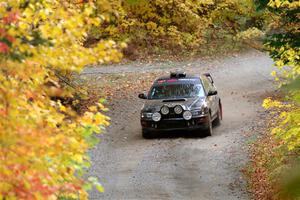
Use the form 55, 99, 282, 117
174, 105, 183, 114
160, 106, 169, 115
183, 111, 192, 120
152, 112, 161, 122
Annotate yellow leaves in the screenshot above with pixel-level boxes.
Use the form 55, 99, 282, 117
0, 1, 117, 199
60, 105, 67, 112
263, 98, 279, 109
271, 70, 277, 77
268, 0, 300, 9
263, 0, 300, 154
146, 21, 157, 30
97, 102, 109, 112
94, 113, 110, 126
2, 2, 122, 71
120, 42, 128, 49
268, 0, 282, 8
79, 190, 89, 199
89, 106, 98, 112
81, 112, 94, 125
270, 70, 281, 81
87, 177, 104, 193
73, 154, 84, 164
263, 98, 293, 109
84, 6, 94, 16
82, 111, 110, 127
264, 97, 300, 151
199, 0, 214, 4
285, 126, 300, 150
236, 27, 265, 41
0, 182, 13, 196
96, 183, 105, 193
275, 60, 284, 67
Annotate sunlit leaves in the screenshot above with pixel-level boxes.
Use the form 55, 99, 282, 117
90, 0, 263, 54
259, 0, 300, 197
260, 0, 300, 150
0, 1, 120, 199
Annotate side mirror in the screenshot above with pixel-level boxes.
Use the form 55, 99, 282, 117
203, 73, 214, 84
208, 90, 217, 96
138, 93, 147, 99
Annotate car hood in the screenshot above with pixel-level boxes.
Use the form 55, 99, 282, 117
141, 97, 205, 112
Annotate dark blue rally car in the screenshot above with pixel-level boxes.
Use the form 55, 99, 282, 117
138, 72, 222, 138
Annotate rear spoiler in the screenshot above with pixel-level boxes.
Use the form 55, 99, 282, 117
203, 73, 214, 84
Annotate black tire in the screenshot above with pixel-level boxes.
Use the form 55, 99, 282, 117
142, 129, 154, 139
205, 113, 213, 136
213, 104, 222, 126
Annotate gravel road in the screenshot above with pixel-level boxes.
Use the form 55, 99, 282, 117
84, 50, 275, 200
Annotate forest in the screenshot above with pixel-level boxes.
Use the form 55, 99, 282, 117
0, 0, 299, 199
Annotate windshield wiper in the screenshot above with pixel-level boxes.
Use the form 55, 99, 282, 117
162, 98, 186, 102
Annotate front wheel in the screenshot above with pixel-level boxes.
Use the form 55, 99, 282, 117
205, 114, 213, 136
213, 104, 222, 126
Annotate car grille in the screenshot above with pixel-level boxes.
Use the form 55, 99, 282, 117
142, 118, 207, 129
158, 120, 187, 129
161, 108, 183, 119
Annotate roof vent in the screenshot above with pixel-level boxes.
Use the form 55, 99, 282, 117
170, 71, 186, 78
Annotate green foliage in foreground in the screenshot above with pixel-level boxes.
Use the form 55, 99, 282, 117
258, 0, 300, 199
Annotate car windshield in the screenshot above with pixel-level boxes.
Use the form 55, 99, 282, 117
149, 83, 205, 99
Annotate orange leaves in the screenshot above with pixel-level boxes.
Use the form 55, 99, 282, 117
0, 1, 116, 199
25, 90, 37, 102
0, 165, 58, 200
2, 11, 19, 25
0, 108, 7, 117
0, 42, 9, 53
0, 11, 18, 54
246, 133, 280, 200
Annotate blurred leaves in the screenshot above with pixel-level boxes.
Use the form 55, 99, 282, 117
0, 1, 121, 199
250, 0, 300, 199
88, 0, 269, 57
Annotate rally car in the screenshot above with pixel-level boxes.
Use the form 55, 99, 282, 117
138, 72, 222, 138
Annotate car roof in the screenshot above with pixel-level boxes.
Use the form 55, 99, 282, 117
153, 75, 201, 86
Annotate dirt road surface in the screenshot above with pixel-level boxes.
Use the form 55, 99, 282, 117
83, 50, 274, 200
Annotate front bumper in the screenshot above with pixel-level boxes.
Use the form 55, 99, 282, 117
141, 115, 209, 132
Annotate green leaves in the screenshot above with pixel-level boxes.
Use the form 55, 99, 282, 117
86, 177, 104, 193
257, 0, 300, 198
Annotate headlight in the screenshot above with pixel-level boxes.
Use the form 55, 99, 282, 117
191, 109, 207, 116
174, 105, 183, 114
141, 112, 152, 118
191, 110, 202, 116
152, 112, 161, 122
183, 111, 192, 120
160, 106, 169, 115
202, 106, 209, 114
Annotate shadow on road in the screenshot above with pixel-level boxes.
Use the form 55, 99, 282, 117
142, 123, 222, 139
141, 130, 209, 139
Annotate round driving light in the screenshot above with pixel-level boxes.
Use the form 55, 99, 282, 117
183, 111, 192, 120
174, 105, 183, 114
160, 106, 169, 115
152, 112, 161, 122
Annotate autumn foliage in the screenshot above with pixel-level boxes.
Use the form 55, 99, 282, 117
0, 1, 122, 199
0, 0, 298, 199
88, 0, 268, 57
248, 0, 300, 199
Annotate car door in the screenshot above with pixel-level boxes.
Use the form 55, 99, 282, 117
202, 76, 218, 117
209, 80, 219, 118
